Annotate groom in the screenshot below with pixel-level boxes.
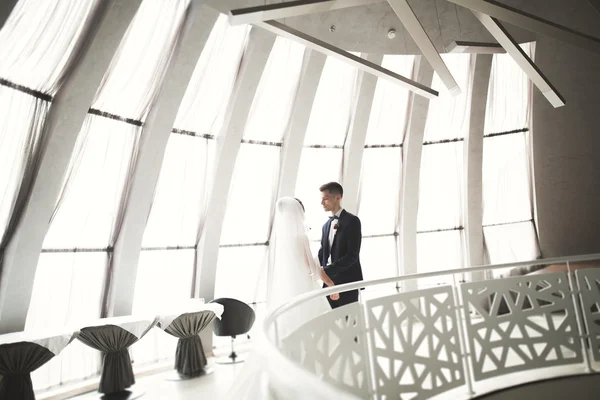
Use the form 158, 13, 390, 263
317, 182, 363, 309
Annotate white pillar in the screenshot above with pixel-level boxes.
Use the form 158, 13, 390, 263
276, 49, 326, 199
105, 4, 219, 317
464, 54, 492, 281
342, 53, 383, 214
195, 29, 276, 303
398, 56, 434, 293
0, 0, 143, 333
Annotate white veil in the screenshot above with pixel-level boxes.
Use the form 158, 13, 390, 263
222, 197, 328, 400
266, 197, 321, 311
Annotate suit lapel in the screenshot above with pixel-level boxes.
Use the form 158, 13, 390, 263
331, 210, 346, 251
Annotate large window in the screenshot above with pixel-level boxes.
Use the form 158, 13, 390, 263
358, 55, 414, 285
214, 37, 305, 306
483, 43, 540, 270
416, 54, 473, 287
295, 56, 359, 240
131, 15, 249, 365
26, 0, 189, 387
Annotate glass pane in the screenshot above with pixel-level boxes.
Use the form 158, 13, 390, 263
243, 37, 305, 142
175, 14, 249, 135
303, 57, 359, 146
358, 147, 402, 236
482, 132, 532, 225
43, 116, 140, 249
295, 148, 343, 240
416, 230, 463, 288
26, 252, 106, 330
485, 43, 533, 134
417, 142, 464, 231
364, 55, 414, 145
132, 249, 195, 314
0, 88, 49, 238
360, 236, 398, 282
91, 0, 189, 120
214, 245, 268, 304
424, 54, 472, 142
142, 135, 215, 248
32, 340, 99, 391
484, 221, 540, 270
0, 0, 96, 93
221, 144, 280, 245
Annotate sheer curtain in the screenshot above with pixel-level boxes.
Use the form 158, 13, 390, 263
27, 0, 190, 390
358, 55, 414, 287
295, 56, 359, 239
215, 37, 305, 306
0, 0, 98, 270
416, 54, 473, 287
482, 43, 540, 271
132, 15, 249, 366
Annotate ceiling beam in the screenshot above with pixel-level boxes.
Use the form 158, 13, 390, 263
228, 0, 385, 26
387, 0, 461, 96
448, 40, 505, 54
473, 11, 565, 108
447, 0, 600, 55
255, 20, 438, 99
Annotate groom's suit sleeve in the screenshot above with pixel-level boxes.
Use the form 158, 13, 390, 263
324, 216, 361, 278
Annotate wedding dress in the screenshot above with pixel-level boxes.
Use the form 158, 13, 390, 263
222, 197, 331, 399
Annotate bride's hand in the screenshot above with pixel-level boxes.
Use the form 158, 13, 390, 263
330, 293, 340, 301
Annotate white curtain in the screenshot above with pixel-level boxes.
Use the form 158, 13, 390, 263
485, 43, 533, 134
242, 36, 305, 142
295, 56, 359, 237
131, 15, 249, 364
0, 0, 97, 257
0, 0, 98, 94
302, 56, 359, 146
424, 54, 473, 142
174, 14, 249, 135
416, 54, 472, 279
364, 55, 414, 146
483, 42, 539, 269
0, 89, 48, 239
27, 0, 191, 390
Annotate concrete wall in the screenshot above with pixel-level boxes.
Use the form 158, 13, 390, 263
532, 37, 600, 257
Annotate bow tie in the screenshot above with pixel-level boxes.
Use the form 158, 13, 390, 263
329, 215, 339, 220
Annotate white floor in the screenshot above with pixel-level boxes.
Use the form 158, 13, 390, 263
68, 359, 244, 399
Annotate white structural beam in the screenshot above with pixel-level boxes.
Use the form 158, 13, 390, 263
195, 28, 276, 302
105, 5, 219, 318
342, 53, 383, 214
398, 56, 434, 292
277, 49, 326, 198
387, 0, 461, 96
228, 0, 385, 26
473, 12, 565, 108
0, 0, 143, 334
0, 0, 18, 29
255, 20, 438, 99
464, 54, 492, 282
448, 0, 600, 55
448, 40, 505, 54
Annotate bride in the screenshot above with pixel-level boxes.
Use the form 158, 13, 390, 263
223, 196, 337, 399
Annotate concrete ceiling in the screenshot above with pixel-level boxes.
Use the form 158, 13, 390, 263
207, 0, 600, 55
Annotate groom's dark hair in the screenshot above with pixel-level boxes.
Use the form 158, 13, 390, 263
319, 182, 343, 197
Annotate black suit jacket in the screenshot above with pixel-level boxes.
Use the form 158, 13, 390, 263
317, 210, 363, 285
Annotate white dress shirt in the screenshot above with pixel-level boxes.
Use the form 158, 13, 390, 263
327, 208, 343, 265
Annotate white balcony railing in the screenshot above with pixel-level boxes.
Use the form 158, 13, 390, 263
260, 253, 600, 399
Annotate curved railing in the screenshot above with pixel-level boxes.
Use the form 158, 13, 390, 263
260, 253, 600, 399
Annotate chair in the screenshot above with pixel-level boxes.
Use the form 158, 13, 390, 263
209, 298, 256, 364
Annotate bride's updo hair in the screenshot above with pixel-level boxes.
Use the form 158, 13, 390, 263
294, 198, 305, 212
